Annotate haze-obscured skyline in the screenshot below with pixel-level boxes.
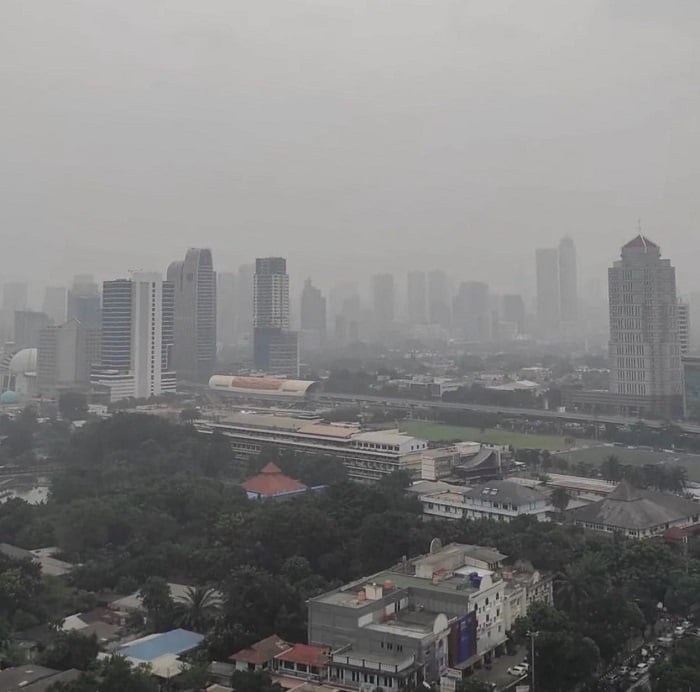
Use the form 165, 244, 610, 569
2, 0, 699, 296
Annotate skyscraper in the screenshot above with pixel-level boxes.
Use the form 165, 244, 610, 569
300, 279, 327, 334
93, 273, 175, 401
253, 257, 298, 376
67, 274, 102, 366
558, 236, 578, 322
14, 311, 51, 349
502, 294, 526, 334
0, 282, 28, 342
452, 281, 491, 342
427, 270, 450, 329
236, 263, 255, 341
167, 248, 217, 383
67, 275, 101, 327
42, 286, 67, 325
371, 274, 395, 324
535, 248, 560, 336
406, 271, 427, 325
678, 300, 690, 356
37, 319, 90, 396
217, 272, 236, 348
608, 235, 683, 417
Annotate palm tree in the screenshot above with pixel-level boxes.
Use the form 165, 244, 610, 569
174, 586, 222, 632
555, 553, 610, 619
550, 487, 570, 520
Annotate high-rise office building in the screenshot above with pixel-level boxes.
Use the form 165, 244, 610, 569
37, 319, 90, 396
690, 292, 700, 352
14, 311, 51, 349
167, 248, 217, 383
92, 273, 175, 401
67, 275, 101, 326
678, 300, 690, 356
0, 282, 28, 342
536, 248, 560, 336
608, 235, 683, 417
427, 270, 450, 328
253, 258, 298, 376
452, 281, 491, 342
67, 274, 102, 366
300, 279, 327, 334
407, 271, 427, 325
502, 294, 526, 334
42, 286, 67, 325
371, 274, 395, 324
559, 236, 578, 323
236, 263, 255, 342
217, 272, 236, 348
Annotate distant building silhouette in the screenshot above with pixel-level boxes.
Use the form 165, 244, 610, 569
253, 258, 298, 376
535, 248, 560, 337
372, 273, 395, 325
558, 236, 578, 323
167, 248, 217, 383
300, 279, 326, 351
38, 319, 90, 396
453, 281, 491, 342
406, 271, 427, 325
427, 270, 450, 328
42, 286, 67, 325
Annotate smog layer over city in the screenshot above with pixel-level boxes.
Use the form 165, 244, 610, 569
1, 2, 700, 692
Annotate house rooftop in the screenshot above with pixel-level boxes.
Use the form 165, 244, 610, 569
569, 481, 700, 530
242, 463, 307, 497
231, 634, 290, 664
115, 628, 204, 662
274, 643, 329, 668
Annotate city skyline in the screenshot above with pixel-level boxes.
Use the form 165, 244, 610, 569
2, 1, 699, 294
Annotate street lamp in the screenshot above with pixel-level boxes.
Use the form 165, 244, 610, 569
528, 630, 539, 692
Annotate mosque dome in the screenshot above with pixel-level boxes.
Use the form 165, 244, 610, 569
9, 348, 37, 375
0, 391, 19, 405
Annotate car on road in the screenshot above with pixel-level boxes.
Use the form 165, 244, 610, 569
507, 664, 528, 677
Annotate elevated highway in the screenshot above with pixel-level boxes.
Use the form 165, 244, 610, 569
312, 392, 700, 435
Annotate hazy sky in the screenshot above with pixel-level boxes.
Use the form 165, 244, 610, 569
2, 0, 699, 299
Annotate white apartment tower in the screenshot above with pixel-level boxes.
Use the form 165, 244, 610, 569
92, 272, 175, 401
608, 235, 683, 418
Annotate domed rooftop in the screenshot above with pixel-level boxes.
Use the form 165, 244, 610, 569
0, 391, 19, 405
9, 348, 37, 375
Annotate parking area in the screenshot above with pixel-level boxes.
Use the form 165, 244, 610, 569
464, 647, 529, 690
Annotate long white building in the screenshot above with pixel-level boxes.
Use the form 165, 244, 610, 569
92, 272, 176, 401
196, 412, 428, 483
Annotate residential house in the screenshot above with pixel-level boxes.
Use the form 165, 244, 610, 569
569, 481, 700, 538
420, 480, 551, 522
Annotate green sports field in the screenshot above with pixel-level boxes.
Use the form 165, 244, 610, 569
399, 421, 576, 451
564, 445, 700, 482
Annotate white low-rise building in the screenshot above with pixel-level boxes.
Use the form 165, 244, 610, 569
420, 480, 552, 522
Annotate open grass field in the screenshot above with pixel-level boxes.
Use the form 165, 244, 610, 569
399, 421, 575, 451
564, 444, 700, 482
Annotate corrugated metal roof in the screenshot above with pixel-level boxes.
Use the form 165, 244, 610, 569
116, 629, 204, 662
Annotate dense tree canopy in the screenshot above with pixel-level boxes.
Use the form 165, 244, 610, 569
0, 412, 697, 692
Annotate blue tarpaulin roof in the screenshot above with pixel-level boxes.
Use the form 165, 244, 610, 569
117, 629, 204, 662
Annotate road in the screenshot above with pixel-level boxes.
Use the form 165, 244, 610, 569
313, 392, 700, 434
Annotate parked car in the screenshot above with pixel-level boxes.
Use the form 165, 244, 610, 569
507, 664, 528, 677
